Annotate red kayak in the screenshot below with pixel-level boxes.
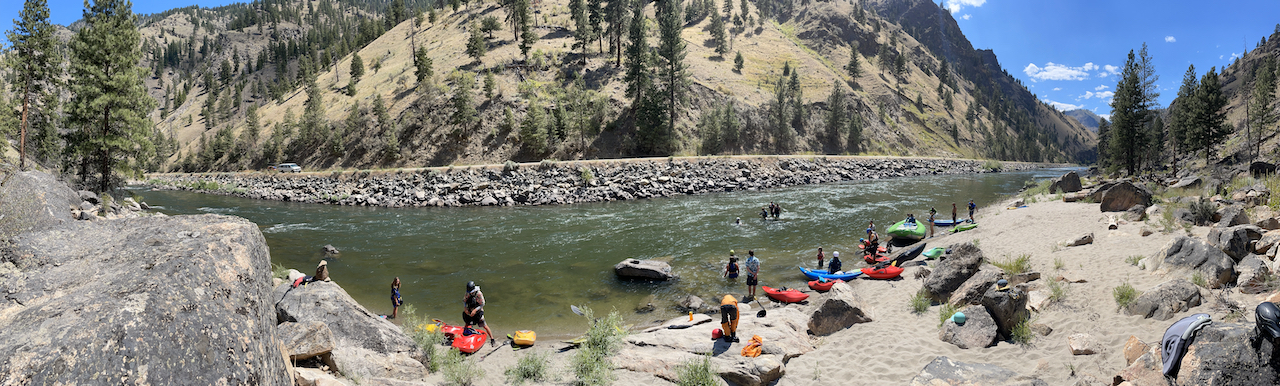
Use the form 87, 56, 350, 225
762, 286, 810, 303
438, 321, 490, 354
808, 279, 843, 292
859, 242, 888, 254
863, 253, 889, 265
861, 265, 904, 280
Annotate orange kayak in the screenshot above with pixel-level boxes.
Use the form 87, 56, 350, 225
762, 286, 810, 303
861, 265, 904, 280
808, 279, 843, 292
438, 321, 490, 354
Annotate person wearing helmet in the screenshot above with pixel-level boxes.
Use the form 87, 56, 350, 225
720, 294, 740, 343
1258, 302, 1280, 341
723, 251, 739, 279
464, 281, 495, 346
827, 251, 842, 274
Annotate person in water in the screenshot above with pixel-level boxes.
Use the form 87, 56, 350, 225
827, 251, 842, 274
735, 217, 741, 225
760, 207, 768, 220
928, 207, 937, 237
390, 277, 403, 319
724, 252, 739, 279
771, 203, 782, 218
720, 294, 740, 342
968, 199, 977, 222
816, 247, 825, 269
463, 281, 496, 346
745, 250, 761, 299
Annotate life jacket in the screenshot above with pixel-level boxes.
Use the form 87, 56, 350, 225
828, 258, 842, 274
741, 335, 763, 357
465, 291, 482, 311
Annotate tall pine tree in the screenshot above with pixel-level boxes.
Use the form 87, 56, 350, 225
7, 0, 62, 170
1188, 67, 1230, 163
1168, 64, 1198, 173
66, 0, 155, 191
656, 0, 688, 140
624, 0, 649, 102
1107, 44, 1158, 176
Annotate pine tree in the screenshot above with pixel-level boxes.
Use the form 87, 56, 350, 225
846, 112, 862, 153
7, 0, 62, 170
521, 100, 549, 153
846, 50, 860, 79
481, 15, 502, 39
624, 0, 650, 102
1248, 58, 1277, 159
374, 94, 399, 161
789, 67, 803, 130
772, 72, 792, 151
1096, 118, 1111, 169
604, 0, 631, 65
414, 47, 433, 83
516, 0, 536, 60
656, 0, 689, 143
65, 0, 155, 191
466, 21, 487, 63
390, 0, 406, 28
1188, 67, 1230, 163
301, 78, 325, 146
571, 0, 592, 54
1107, 45, 1159, 176
351, 52, 365, 81
1169, 64, 1198, 159
733, 51, 744, 72
451, 72, 477, 125
484, 70, 496, 100
826, 83, 846, 147
710, 7, 728, 57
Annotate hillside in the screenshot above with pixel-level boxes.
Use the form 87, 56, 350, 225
131, 0, 1094, 172
1212, 28, 1280, 165
1063, 108, 1101, 132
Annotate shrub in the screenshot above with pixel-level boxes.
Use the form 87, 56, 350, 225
503, 160, 519, 172
504, 351, 551, 385
982, 160, 1003, 171
399, 304, 447, 372
1113, 282, 1139, 311
539, 159, 557, 170
1047, 279, 1067, 304
580, 167, 594, 182
675, 354, 718, 386
992, 254, 1032, 274
1189, 198, 1216, 226
1010, 316, 1034, 345
441, 348, 485, 386
909, 288, 930, 314
573, 307, 626, 386
937, 302, 959, 328
1125, 255, 1143, 266
1053, 257, 1064, 270
1191, 271, 1207, 288
271, 263, 289, 279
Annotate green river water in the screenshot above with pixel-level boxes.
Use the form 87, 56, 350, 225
135, 168, 1072, 338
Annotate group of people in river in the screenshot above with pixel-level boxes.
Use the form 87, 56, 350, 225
760, 202, 783, 219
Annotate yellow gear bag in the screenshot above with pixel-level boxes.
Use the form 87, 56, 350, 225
512, 330, 537, 346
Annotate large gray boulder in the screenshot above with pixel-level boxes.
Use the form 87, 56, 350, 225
1049, 171, 1083, 193
1175, 323, 1280, 384
981, 286, 1029, 340
1215, 205, 1250, 228
807, 281, 874, 336
938, 306, 997, 349
1255, 230, 1280, 254
909, 356, 1047, 386
924, 242, 985, 300
1157, 236, 1237, 289
947, 268, 1002, 307
0, 215, 292, 385
1099, 181, 1153, 212
279, 321, 336, 360
1124, 279, 1203, 320
1208, 225, 1254, 260
273, 280, 426, 380
0, 170, 80, 236
1170, 176, 1202, 189
614, 258, 674, 281
1236, 255, 1272, 295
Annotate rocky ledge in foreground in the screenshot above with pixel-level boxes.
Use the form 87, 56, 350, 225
148, 157, 1039, 208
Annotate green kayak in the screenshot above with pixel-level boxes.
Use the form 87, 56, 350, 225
951, 223, 978, 233
923, 247, 946, 259
886, 219, 926, 240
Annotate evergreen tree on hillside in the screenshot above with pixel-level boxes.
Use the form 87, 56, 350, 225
1169, 64, 1198, 167
710, 7, 728, 57
389, 0, 406, 28
7, 0, 62, 170
734, 51, 744, 72
65, 0, 155, 191
846, 49, 860, 79
656, 0, 688, 139
1095, 118, 1111, 169
451, 72, 477, 126
301, 78, 325, 146
771, 71, 793, 151
789, 69, 804, 130
624, 0, 650, 102
846, 111, 862, 153
351, 52, 365, 81
414, 47, 433, 83
825, 83, 847, 148
1248, 58, 1277, 159
516, 0, 536, 60
466, 21, 487, 63
1188, 67, 1230, 163
571, 0, 593, 54
604, 0, 631, 65
1107, 44, 1158, 176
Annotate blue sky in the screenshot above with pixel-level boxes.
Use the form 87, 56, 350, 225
0, 0, 240, 41
948, 0, 1280, 118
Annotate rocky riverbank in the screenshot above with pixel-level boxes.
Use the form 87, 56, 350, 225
145, 156, 1041, 207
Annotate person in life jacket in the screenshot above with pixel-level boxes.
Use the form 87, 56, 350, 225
720, 295, 740, 343
464, 281, 496, 346
827, 251, 842, 274
723, 252, 740, 279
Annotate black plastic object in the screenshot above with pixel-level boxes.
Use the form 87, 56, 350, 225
1258, 302, 1280, 341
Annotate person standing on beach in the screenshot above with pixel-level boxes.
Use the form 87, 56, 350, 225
968, 199, 977, 222
928, 208, 937, 238
390, 277, 403, 319
463, 281, 496, 346
745, 250, 761, 299
952, 203, 958, 225
827, 251, 842, 274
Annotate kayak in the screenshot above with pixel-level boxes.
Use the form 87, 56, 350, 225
439, 321, 490, 354
798, 266, 861, 281
951, 223, 978, 233
861, 265, 904, 280
858, 241, 888, 254
886, 219, 926, 240
762, 286, 810, 303
931, 218, 969, 227
864, 253, 889, 265
923, 247, 946, 259
808, 278, 843, 291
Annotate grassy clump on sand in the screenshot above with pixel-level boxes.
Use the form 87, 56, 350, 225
1125, 255, 1143, 266
271, 263, 289, 279
441, 348, 486, 386
1010, 316, 1035, 345
992, 254, 1032, 274
505, 351, 551, 385
909, 288, 930, 314
937, 303, 960, 328
572, 307, 627, 386
1191, 271, 1208, 288
675, 354, 718, 386
1048, 279, 1068, 304
1113, 282, 1139, 311
1020, 179, 1053, 202
399, 304, 447, 372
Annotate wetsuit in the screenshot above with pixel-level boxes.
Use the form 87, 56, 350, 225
827, 257, 842, 274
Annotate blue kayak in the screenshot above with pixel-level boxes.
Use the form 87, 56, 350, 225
931, 218, 970, 227
798, 266, 862, 281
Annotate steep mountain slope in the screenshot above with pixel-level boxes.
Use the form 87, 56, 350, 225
1213, 28, 1280, 163
135, 0, 1095, 172
1064, 109, 1101, 132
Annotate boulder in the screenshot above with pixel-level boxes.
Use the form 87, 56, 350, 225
1141, 226, 1155, 237
909, 356, 1047, 386
1235, 255, 1272, 294
947, 268, 1003, 307
1257, 217, 1280, 231
1067, 333, 1101, 355
982, 286, 1030, 340
279, 321, 336, 360
0, 171, 80, 236
1124, 279, 1203, 320
77, 189, 100, 204
1089, 181, 1119, 202
1207, 225, 1254, 261
1099, 181, 1153, 212
1170, 176, 1202, 189
1116, 345, 1167, 385
1123, 335, 1150, 366
807, 282, 874, 336
924, 242, 986, 300
1173, 208, 1196, 225
1008, 272, 1041, 286
321, 244, 340, 255
1066, 233, 1094, 247
719, 355, 784, 386
295, 368, 342, 386
1215, 205, 1250, 227
0, 214, 292, 384
1031, 323, 1053, 337
1156, 236, 1237, 289
1124, 204, 1147, 222
909, 265, 932, 280
938, 305, 997, 349
273, 281, 426, 379
1176, 323, 1280, 384
677, 295, 706, 312
614, 258, 675, 281
1050, 171, 1083, 193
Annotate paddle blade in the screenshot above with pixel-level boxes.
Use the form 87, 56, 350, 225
571, 305, 585, 316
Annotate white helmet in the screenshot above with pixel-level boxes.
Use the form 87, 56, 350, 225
833, 251, 840, 258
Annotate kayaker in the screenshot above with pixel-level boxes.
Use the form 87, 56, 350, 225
720, 294, 740, 343
390, 277, 403, 319
463, 281, 496, 346
827, 251, 842, 274
928, 207, 937, 237
745, 250, 760, 300
816, 247, 825, 269
968, 199, 977, 222
724, 252, 739, 279
906, 213, 917, 225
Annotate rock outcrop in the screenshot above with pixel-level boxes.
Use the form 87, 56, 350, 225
1099, 181, 1153, 212
0, 214, 292, 384
938, 306, 997, 349
924, 242, 985, 300
1236, 255, 1273, 294
947, 268, 1002, 307
280, 321, 336, 360
1124, 279, 1203, 320
1214, 205, 1250, 228
1049, 171, 1083, 193
1066, 233, 1094, 247
1155, 236, 1237, 289
909, 356, 1047, 385
807, 282, 873, 336
1207, 225, 1259, 260
981, 286, 1029, 340
614, 258, 675, 281
1067, 333, 1100, 355
1175, 323, 1280, 384
0, 171, 80, 236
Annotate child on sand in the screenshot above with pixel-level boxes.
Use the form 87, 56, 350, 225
390, 277, 403, 319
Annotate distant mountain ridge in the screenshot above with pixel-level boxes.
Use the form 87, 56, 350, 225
1063, 109, 1101, 132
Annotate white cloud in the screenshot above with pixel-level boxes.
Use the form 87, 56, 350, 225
1053, 87, 1061, 91
962, 14, 971, 20
946, 0, 986, 13
1095, 85, 1109, 91
1165, 36, 1176, 43
1078, 91, 1114, 100
1023, 62, 1097, 81
1229, 52, 1242, 60
1045, 100, 1084, 111
1097, 64, 1121, 77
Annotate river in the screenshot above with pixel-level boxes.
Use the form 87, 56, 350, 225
134, 168, 1073, 338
